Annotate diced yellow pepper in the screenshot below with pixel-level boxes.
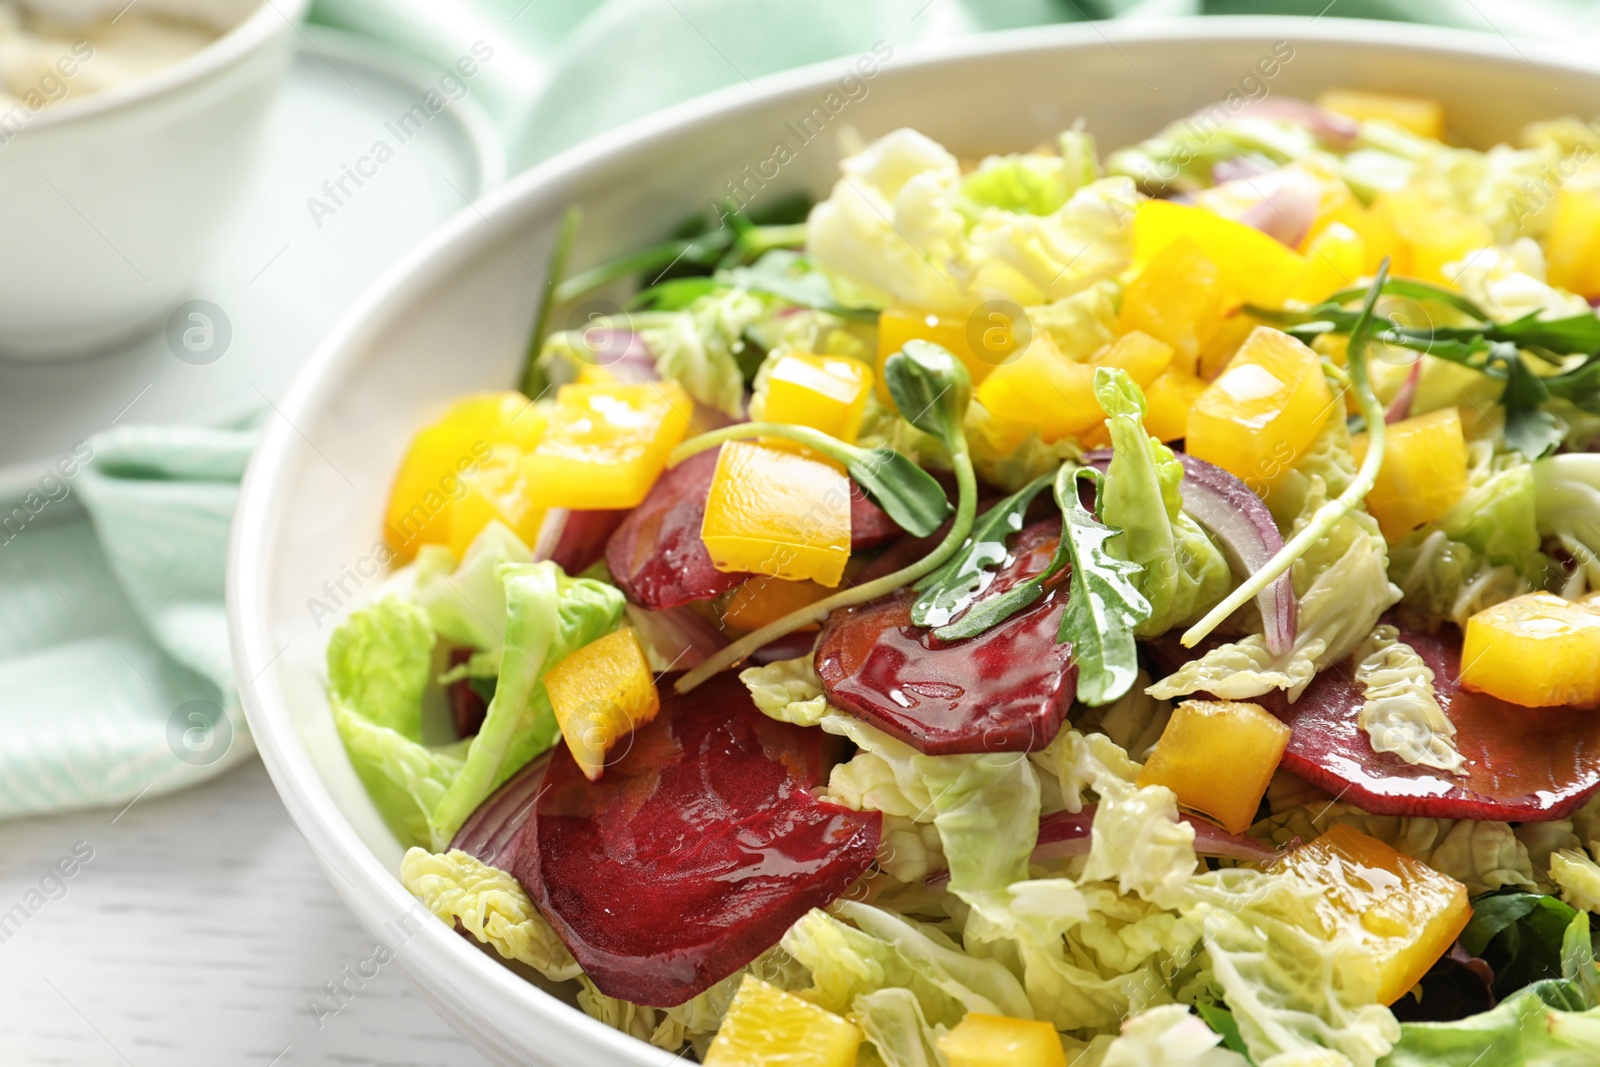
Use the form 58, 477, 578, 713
524, 382, 692, 510
1118, 237, 1224, 375
1097, 330, 1175, 385
878, 303, 1011, 399
1132, 200, 1309, 308
1197, 313, 1261, 382
1372, 190, 1493, 287
448, 444, 547, 558
1185, 327, 1338, 497
1137, 699, 1290, 834
1461, 593, 1600, 708
1545, 185, 1600, 299
384, 392, 546, 560
1294, 221, 1368, 303
1316, 88, 1446, 141
977, 332, 1172, 444
976, 334, 1101, 442
1350, 407, 1469, 540
703, 975, 863, 1067
1278, 825, 1471, 1005
937, 1013, 1066, 1067
721, 576, 832, 632
702, 441, 852, 586
1142, 370, 1208, 443
763, 352, 873, 443
544, 628, 660, 781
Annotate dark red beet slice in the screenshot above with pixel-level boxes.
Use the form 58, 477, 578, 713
514, 672, 880, 1007
815, 520, 1077, 755
850, 481, 901, 549
447, 648, 488, 738
1144, 626, 1600, 821
607, 446, 907, 609
549, 509, 628, 575
606, 449, 747, 610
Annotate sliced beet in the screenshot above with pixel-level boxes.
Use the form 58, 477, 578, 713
514, 671, 879, 1007
605, 449, 747, 610
447, 648, 489, 738
815, 520, 1076, 755
549, 509, 628, 576
607, 445, 908, 610
850, 481, 902, 549
1144, 626, 1600, 821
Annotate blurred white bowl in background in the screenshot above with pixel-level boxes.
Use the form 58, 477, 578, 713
0, 0, 308, 359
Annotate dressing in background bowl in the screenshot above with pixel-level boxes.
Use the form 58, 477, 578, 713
0, 0, 307, 359
228, 17, 1600, 1065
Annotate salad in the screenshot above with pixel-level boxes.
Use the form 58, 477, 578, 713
327, 88, 1600, 1066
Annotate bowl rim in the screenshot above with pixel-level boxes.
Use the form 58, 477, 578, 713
14, 0, 313, 130
228, 14, 1591, 1063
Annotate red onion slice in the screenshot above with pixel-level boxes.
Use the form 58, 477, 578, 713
626, 602, 730, 671
549, 509, 628, 575
449, 752, 551, 872
1234, 98, 1359, 148
1385, 360, 1423, 425
1083, 449, 1297, 655
926, 803, 1281, 885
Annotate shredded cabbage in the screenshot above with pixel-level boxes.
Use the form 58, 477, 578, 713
1353, 625, 1464, 775
1551, 849, 1600, 914
399, 847, 580, 981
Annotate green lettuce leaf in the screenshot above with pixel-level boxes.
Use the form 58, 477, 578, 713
1550, 849, 1600, 914
960, 128, 1101, 217
1382, 912, 1600, 1066
327, 595, 434, 739
1105, 114, 1320, 195
1463, 891, 1585, 1000
1096, 369, 1231, 637
850, 988, 948, 1067
428, 562, 623, 844
333, 703, 469, 848
1099, 1005, 1251, 1067
412, 520, 532, 674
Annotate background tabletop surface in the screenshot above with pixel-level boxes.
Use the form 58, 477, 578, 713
0, 758, 492, 1067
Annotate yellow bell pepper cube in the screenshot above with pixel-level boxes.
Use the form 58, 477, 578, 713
384, 392, 546, 560
1119, 237, 1224, 375
1461, 593, 1600, 708
1278, 824, 1471, 1005
878, 302, 1011, 400
1132, 200, 1309, 308
977, 332, 1171, 444
1185, 327, 1338, 497
1137, 699, 1290, 834
1545, 185, 1600, 299
1197, 313, 1261, 382
1351, 407, 1469, 540
763, 352, 873, 443
701, 441, 852, 587
1294, 221, 1368, 303
448, 444, 548, 559
721, 576, 832, 632
937, 1013, 1066, 1067
976, 334, 1102, 442
1142, 371, 1209, 443
1372, 190, 1493, 287
703, 975, 863, 1067
544, 628, 660, 781
524, 382, 692, 510
1317, 88, 1446, 141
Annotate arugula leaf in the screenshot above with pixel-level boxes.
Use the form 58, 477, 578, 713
886, 340, 973, 450
1494, 348, 1565, 461
1462, 891, 1585, 1000
1491, 310, 1600, 356
715, 249, 877, 322
911, 470, 1055, 628
1197, 1004, 1255, 1062
1055, 465, 1152, 706
625, 275, 720, 311
521, 205, 583, 397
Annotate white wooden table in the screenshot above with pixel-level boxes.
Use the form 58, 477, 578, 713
0, 757, 490, 1067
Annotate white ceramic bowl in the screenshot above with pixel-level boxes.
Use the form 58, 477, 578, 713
230, 17, 1600, 1065
0, 0, 308, 359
